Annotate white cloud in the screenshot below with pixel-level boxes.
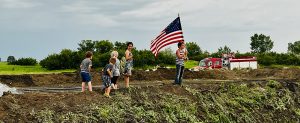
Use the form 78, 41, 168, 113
0, 0, 41, 9
1, 0, 300, 60
60, 1, 120, 27
61, 1, 98, 14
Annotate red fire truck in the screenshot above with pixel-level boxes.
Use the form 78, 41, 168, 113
192, 53, 257, 70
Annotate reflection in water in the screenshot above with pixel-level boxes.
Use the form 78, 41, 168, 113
0, 83, 22, 97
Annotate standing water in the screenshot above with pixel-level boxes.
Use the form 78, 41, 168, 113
0, 83, 22, 97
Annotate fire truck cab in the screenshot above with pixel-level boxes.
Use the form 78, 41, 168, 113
191, 53, 257, 71
198, 57, 222, 69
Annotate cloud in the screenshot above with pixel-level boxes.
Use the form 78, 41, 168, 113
1, 0, 300, 60
0, 0, 41, 9
60, 1, 123, 27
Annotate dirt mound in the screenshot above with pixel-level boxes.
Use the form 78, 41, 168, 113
237, 68, 300, 80
1, 80, 300, 122
1, 68, 300, 87
0, 75, 34, 86
132, 68, 236, 81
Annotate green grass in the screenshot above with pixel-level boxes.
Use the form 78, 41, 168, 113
166, 60, 199, 69
259, 64, 300, 69
0, 62, 75, 75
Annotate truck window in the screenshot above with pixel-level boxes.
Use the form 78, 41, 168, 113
215, 61, 220, 65
199, 60, 206, 67
208, 61, 212, 66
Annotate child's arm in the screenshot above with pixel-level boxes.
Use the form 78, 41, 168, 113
125, 51, 133, 60
184, 49, 188, 60
88, 65, 92, 73
88, 60, 92, 72
176, 50, 184, 59
107, 69, 113, 78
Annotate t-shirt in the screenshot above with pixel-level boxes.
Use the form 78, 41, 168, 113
125, 50, 133, 68
103, 64, 113, 76
176, 49, 185, 66
81, 58, 92, 72
112, 58, 120, 76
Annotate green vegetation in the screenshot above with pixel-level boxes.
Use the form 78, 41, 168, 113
0, 62, 75, 75
166, 60, 199, 69
40, 40, 177, 70
8, 57, 37, 66
30, 81, 300, 122
288, 40, 300, 54
250, 33, 274, 53
259, 64, 300, 69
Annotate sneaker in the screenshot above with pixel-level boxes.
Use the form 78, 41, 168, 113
172, 83, 179, 85
111, 84, 115, 88
103, 93, 111, 98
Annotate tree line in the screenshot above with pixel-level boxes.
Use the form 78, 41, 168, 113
5, 33, 300, 69
186, 33, 300, 66
39, 40, 175, 70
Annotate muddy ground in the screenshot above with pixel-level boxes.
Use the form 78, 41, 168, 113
1, 68, 300, 87
0, 68, 300, 122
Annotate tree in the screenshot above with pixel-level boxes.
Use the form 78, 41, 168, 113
77, 40, 95, 52
186, 42, 202, 58
7, 56, 16, 63
11, 58, 37, 66
95, 40, 114, 53
288, 41, 300, 54
250, 34, 274, 53
217, 45, 232, 55
156, 47, 176, 65
114, 41, 128, 51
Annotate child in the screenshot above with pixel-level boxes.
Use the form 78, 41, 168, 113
174, 42, 188, 85
80, 51, 93, 92
124, 42, 133, 88
102, 57, 116, 98
111, 50, 120, 89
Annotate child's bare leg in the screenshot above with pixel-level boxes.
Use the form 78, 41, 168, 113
88, 82, 92, 92
104, 87, 111, 97
81, 82, 86, 92
124, 76, 129, 88
107, 87, 111, 95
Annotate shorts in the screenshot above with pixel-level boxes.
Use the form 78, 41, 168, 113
124, 69, 132, 76
81, 72, 91, 82
124, 62, 132, 76
102, 75, 111, 88
111, 76, 119, 84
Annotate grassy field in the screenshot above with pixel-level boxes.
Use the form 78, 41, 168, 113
0, 60, 199, 75
0, 62, 75, 75
166, 60, 199, 69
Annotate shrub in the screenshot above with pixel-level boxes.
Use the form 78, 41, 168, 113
10, 57, 37, 66
257, 54, 276, 66
7, 56, 16, 63
40, 49, 82, 70
93, 52, 111, 68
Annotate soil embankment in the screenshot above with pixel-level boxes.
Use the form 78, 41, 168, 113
0, 68, 300, 122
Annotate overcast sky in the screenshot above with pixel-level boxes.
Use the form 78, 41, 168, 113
0, 0, 299, 61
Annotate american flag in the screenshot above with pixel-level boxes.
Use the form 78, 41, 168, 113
150, 17, 184, 56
